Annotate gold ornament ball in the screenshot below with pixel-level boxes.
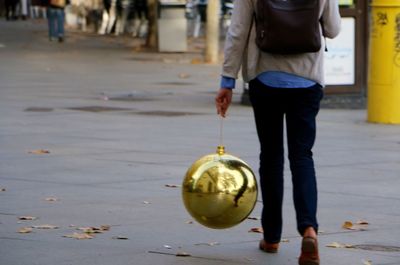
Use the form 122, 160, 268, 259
182, 146, 258, 229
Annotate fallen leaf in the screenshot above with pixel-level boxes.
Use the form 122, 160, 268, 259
176, 252, 191, 257
342, 220, 368, 231
326, 242, 354, 249
0, 187, 6, 192
28, 149, 50, 154
248, 227, 264, 233
18, 216, 37, 221
100, 225, 110, 231
357, 220, 369, 225
195, 241, 220, 246
18, 227, 33, 233
185, 220, 193, 224
178, 73, 190, 79
77, 225, 110, 234
281, 239, 290, 243
342, 221, 353, 229
32, 224, 59, 229
362, 259, 372, 265
164, 245, 172, 249
133, 46, 142, 52
191, 58, 203, 64
112, 236, 129, 240
45, 197, 59, 202
165, 184, 181, 188
143, 201, 151, 204
247, 216, 260, 220
63, 232, 94, 240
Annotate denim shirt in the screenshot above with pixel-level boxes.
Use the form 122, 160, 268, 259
220, 71, 317, 89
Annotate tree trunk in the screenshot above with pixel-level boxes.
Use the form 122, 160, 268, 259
205, 0, 220, 63
146, 0, 158, 49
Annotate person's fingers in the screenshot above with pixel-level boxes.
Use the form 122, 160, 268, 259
216, 97, 226, 117
215, 89, 232, 118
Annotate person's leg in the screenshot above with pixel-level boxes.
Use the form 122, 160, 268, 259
11, 0, 18, 19
47, 7, 56, 40
286, 86, 322, 236
249, 79, 286, 244
56, 8, 65, 41
5, 0, 11, 20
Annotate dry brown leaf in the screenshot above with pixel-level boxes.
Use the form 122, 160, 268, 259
362, 259, 372, 265
28, 149, 50, 154
0, 187, 6, 192
18, 227, 33, 233
45, 197, 59, 202
178, 73, 190, 79
342, 220, 368, 231
248, 227, 264, 233
281, 239, 290, 243
247, 216, 260, 220
100, 225, 110, 231
77, 225, 110, 234
165, 184, 181, 188
195, 242, 220, 246
191, 58, 203, 64
78, 227, 101, 234
32, 224, 59, 229
133, 46, 142, 52
342, 221, 354, 229
63, 232, 94, 240
18, 216, 37, 221
326, 242, 354, 249
176, 252, 191, 257
112, 236, 129, 240
357, 220, 369, 225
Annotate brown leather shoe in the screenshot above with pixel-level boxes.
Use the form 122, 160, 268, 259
259, 239, 279, 253
299, 237, 319, 265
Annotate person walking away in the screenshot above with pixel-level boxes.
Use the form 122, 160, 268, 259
215, 0, 341, 264
5, 0, 18, 20
19, 0, 29, 19
45, 0, 67, 42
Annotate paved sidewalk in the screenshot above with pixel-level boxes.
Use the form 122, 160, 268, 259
1, 20, 400, 265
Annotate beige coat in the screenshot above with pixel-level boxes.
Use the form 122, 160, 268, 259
222, 0, 342, 86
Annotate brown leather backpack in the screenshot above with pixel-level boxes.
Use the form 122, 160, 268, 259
255, 0, 322, 54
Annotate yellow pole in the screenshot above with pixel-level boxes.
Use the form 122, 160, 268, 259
205, 0, 220, 64
367, 0, 400, 124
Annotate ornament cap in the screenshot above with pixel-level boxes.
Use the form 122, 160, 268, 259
216, 145, 225, 155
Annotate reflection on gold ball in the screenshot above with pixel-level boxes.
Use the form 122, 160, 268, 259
182, 146, 258, 229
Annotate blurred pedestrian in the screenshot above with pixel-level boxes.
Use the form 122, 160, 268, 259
87, 0, 103, 33
131, 0, 148, 37
5, 0, 18, 20
215, 0, 341, 264
19, 0, 29, 19
31, 0, 46, 18
197, 0, 206, 22
45, 0, 68, 42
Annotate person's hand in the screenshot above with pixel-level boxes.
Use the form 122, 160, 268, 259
215, 88, 233, 118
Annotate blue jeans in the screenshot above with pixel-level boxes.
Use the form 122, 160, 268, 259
249, 78, 323, 243
47, 7, 65, 39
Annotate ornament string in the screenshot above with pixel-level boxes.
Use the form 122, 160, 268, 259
219, 116, 224, 147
